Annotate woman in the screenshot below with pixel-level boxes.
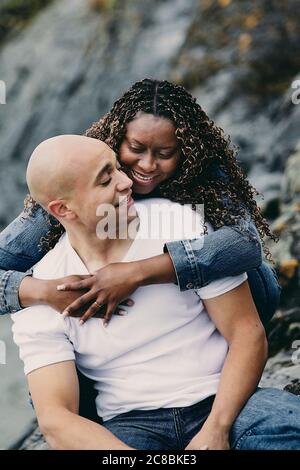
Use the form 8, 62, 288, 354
0, 79, 280, 327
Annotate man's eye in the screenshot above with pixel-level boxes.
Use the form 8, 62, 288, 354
101, 178, 112, 187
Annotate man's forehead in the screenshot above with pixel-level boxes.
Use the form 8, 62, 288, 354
93, 143, 116, 161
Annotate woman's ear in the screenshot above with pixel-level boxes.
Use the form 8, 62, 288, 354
47, 199, 76, 221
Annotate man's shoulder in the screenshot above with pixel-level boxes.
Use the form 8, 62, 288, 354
11, 304, 66, 339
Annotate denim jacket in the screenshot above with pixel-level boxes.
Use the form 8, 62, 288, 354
0, 198, 262, 314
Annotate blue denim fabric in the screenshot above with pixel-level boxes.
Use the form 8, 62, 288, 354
164, 220, 262, 291
103, 388, 300, 450
164, 165, 263, 291
0, 205, 50, 313
247, 264, 281, 326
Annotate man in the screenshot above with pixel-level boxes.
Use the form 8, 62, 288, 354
12, 135, 300, 450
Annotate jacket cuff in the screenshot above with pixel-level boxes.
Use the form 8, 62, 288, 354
163, 240, 202, 291
0, 270, 32, 314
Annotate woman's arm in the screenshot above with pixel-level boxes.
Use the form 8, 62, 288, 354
164, 218, 263, 291
164, 167, 263, 291
60, 216, 262, 324
0, 205, 50, 314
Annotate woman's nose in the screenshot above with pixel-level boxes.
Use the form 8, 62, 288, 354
138, 154, 157, 173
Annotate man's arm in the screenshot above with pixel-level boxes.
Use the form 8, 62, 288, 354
186, 280, 268, 450
28, 360, 134, 450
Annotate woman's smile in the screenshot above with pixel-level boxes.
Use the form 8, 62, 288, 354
130, 168, 158, 185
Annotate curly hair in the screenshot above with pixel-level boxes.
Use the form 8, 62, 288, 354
26, 78, 276, 258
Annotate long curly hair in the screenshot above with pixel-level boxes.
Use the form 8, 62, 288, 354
26, 78, 276, 258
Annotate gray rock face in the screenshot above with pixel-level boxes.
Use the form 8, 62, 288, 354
0, 0, 196, 227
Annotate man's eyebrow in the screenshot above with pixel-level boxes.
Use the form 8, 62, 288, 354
94, 162, 113, 183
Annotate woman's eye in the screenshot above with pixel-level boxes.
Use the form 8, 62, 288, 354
159, 153, 173, 159
129, 146, 143, 153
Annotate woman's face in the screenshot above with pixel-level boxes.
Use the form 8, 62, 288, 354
119, 112, 181, 195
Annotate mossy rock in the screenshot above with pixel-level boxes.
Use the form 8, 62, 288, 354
0, 0, 54, 45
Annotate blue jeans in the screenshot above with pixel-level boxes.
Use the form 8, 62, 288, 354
103, 388, 300, 450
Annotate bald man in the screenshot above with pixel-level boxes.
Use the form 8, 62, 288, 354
26, 135, 136, 274
11, 135, 300, 451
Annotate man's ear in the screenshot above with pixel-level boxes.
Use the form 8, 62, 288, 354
47, 200, 76, 220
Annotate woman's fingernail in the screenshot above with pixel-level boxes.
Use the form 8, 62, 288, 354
118, 310, 127, 316
103, 321, 108, 328
62, 310, 69, 317
79, 319, 84, 326
57, 285, 65, 291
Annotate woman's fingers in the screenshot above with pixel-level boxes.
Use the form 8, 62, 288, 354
116, 309, 127, 316
62, 291, 96, 317
102, 301, 133, 326
64, 296, 133, 325
102, 303, 117, 327
119, 298, 134, 307
57, 276, 92, 291
79, 301, 108, 325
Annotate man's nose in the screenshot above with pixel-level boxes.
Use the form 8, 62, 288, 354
116, 170, 133, 192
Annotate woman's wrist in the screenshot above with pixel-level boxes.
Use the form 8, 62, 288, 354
136, 253, 177, 287
19, 276, 49, 308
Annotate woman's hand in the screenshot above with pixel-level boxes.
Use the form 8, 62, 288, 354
42, 275, 93, 314
56, 262, 141, 326
19, 275, 91, 313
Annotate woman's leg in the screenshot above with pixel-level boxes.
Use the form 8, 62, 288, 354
247, 262, 281, 326
230, 387, 300, 450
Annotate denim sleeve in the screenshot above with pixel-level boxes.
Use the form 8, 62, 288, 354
164, 218, 263, 291
0, 205, 51, 314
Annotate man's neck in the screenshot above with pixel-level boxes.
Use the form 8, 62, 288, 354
66, 224, 136, 273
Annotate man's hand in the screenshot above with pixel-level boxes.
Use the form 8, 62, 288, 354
56, 263, 140, 326
185, 423, 230, 450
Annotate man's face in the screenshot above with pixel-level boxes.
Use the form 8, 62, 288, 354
69, 145, 135, 235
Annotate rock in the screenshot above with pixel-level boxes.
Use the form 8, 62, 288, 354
0, 0, 54, 45
14, 422, 49, 450
260, 349, 300, 389
267, 144, 300, 299
0, 0, 197, 228
284, 380, 300, 396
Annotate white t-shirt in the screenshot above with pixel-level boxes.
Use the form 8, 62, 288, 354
12, 198, 247, 421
